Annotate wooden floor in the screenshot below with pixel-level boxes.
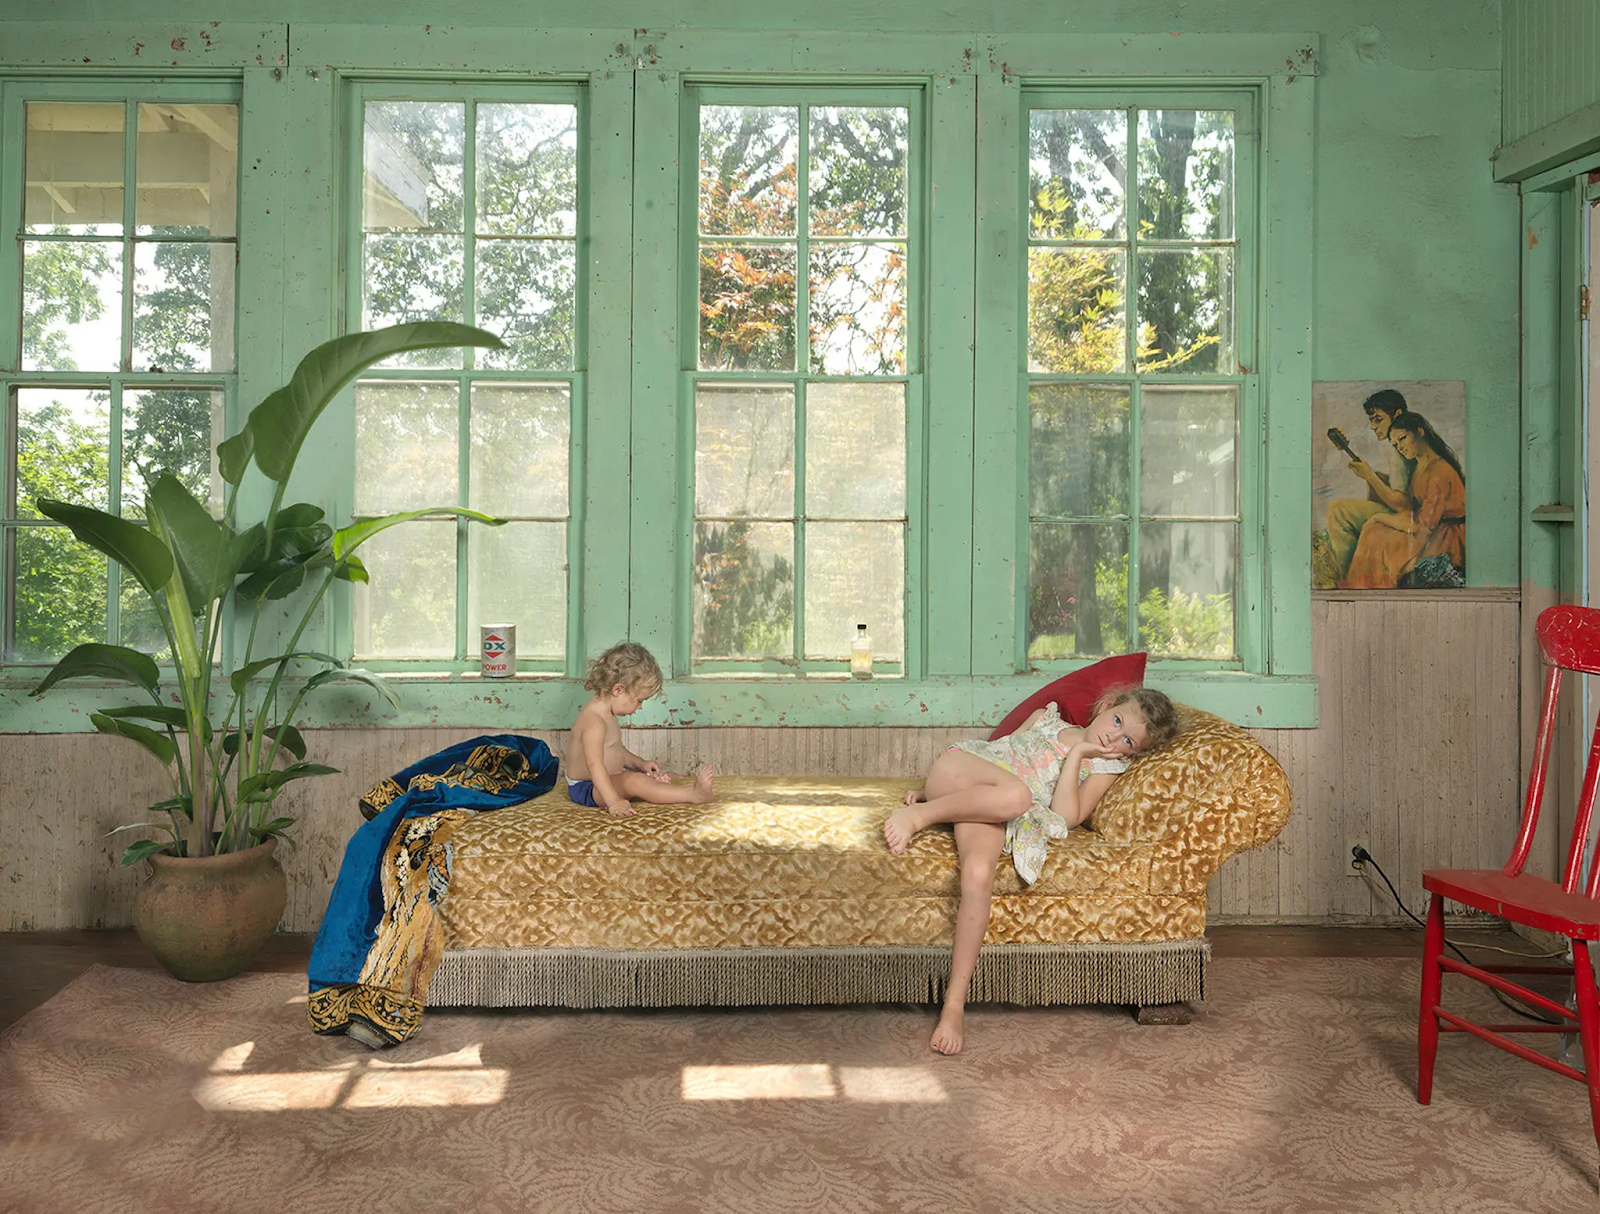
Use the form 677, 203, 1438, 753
0, 924, 1552, 1036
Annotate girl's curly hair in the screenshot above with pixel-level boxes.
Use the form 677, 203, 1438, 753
1092, 685, 1182, 753
584, 641, 663, 697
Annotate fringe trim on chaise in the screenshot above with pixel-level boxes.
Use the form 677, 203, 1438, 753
428, 939, 1209, 1010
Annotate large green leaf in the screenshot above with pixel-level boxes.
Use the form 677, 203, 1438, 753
35, 499, 174, 596
333, 506, 504, 561
239, 324, 505, 485
96, 705, 204, 739
30, 644, 161, 697
237, 762, 339, 802
120, 838, 178, 867
146, 474, 256, 611
304, 666, 403, 709
229, 651, 343, 696
217, 428, 254, 487
90, 712, 178, 766
334, 555, 369, 584
222, 724, 306, 761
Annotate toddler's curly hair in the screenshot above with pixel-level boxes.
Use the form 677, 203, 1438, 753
584, 641, 663, 697
1093, 685, 1182, 753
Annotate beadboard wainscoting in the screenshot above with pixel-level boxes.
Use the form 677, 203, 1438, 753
1, 597, 1523, 932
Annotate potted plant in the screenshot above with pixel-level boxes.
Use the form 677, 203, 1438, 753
30, 322, 505, 981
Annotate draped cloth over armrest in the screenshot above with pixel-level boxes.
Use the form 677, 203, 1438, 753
306, 734, 558, 1047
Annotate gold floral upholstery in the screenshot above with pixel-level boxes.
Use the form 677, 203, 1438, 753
439, 712, 1289, 953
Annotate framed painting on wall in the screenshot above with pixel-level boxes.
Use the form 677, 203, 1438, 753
1311, 380, 1467, 591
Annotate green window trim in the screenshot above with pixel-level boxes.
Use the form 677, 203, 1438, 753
678, 84, 923, 679
331, 79, 589, 675
1018, 88, 1258, 670
0, 31, 1317, 733
0, 78, 242, 668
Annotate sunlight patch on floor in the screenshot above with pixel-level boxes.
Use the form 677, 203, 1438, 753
192, 1040, 506, 1111
681, 1063, 947, 1103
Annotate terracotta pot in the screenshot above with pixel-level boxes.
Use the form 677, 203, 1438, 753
133, 838, 287, 982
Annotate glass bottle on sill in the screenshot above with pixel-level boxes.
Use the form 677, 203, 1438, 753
850, 623, 873, 679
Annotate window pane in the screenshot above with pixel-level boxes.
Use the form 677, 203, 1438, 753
362, 233, 465, 367
122, 389, 223, 519
363, 102, 464, 232
352, 520, 456, 659
808, 106, 908, 238
805, 382, 904, 518
15, 388, 110, 518
699, 105, 798, 237
1138, 521, 1235, 659
699, 243, 797, 372
693, 520, 793, 660
1029, 109, 1126, 241
1027, 247, 1125, 374
1029, 384, 1129, 518
469, 382, 569, 518
1029, 522, 1129, 661
354, 381, 458, 514
467, 521, 567, 661
25, 102, 124, 235
133, 241, 236, 373
804, 522, 903, 661
808, 243, 906, 376
695, 384, 794, 518
476, 103, 577, 237
136, 102, 238, 238
21, 240, 122, 372
1135, 248, 1232, 374
475, 238, 575, 370
10, 528, 107, 663
1136, 110, 1233, 241
120, 580, 169, 658
1140, 385, 1237, 518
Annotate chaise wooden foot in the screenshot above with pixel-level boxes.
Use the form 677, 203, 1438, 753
1133, 1002, 1193, 1025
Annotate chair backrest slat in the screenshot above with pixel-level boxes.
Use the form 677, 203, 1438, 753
1506, 664, 1560, 878
1536, 606, 1600, 896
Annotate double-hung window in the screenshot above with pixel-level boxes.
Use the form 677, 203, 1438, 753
2, 83, 238, 663
686, 89, 917, 674
1023, 92, 1253, 665
347, 85, 581, 670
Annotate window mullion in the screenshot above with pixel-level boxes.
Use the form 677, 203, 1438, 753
794, 377, 807, 664
794, 105, 811, 665
1127, 378, 1142, 654
456, 374, 471, 662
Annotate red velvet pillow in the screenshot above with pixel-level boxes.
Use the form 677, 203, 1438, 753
988, 652, 1148, 740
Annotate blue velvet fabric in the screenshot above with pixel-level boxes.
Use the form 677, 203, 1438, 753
308, 733, 558, 994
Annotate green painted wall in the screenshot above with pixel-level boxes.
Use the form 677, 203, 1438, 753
0, 1, 1518, 731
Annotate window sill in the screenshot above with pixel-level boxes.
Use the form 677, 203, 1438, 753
3, 668, 1317, 732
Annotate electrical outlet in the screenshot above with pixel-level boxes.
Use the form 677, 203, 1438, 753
1346, 838, 1369, 877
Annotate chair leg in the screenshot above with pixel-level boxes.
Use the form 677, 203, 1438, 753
1572, 941, 1600, 1168
1417, 892, 1446, 1105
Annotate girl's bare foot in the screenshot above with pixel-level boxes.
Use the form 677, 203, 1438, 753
883, 807, 923, 855
902, 788, 926, 806
693, 764, 716, 803
930, 1005, 964, 1055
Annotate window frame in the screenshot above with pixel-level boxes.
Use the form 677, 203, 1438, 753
676, 83, 925, 679
1017, 86, 1261, 671
334, 78, 590, 675
0, 77, 241, 667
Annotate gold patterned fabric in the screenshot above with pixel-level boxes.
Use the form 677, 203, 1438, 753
439, 712, 1289, 958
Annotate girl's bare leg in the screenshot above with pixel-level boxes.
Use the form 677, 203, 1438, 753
884, 751, 1030, 854
932, 820, 1006, 1055
614, 767, 715, 806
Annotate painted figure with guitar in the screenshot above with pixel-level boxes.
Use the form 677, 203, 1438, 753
1323, 389, 1414, 584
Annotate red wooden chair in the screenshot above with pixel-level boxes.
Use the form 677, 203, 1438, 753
1418, 604, 1600, 1171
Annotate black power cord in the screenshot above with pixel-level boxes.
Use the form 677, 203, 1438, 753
1351, 845, 1567, 1026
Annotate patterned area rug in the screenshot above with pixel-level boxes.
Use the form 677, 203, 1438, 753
0, 957, 1593, 1213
